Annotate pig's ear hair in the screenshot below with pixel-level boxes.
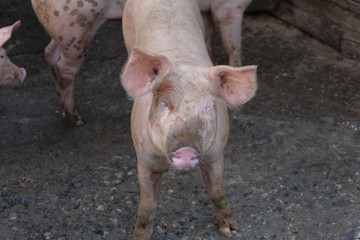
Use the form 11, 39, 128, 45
209, 65, 257, 106
121, 47, 171, 97
0, 21, 21, 48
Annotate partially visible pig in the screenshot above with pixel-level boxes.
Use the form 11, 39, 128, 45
197, 0, 253, 66
0, 21, 26, 86
121, 0, 257, 239
31, 0, 125, 126
31, 0, 250, 125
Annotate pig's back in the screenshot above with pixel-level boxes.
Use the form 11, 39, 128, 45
124, 0, 211, 65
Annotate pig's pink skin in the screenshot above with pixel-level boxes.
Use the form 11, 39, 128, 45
0, 21, 27, 86
197, 0, 253, 66
171, 146, 200, 171
0, 49, 26, 86
31, 0, 126, 126
121, 0, 257, 239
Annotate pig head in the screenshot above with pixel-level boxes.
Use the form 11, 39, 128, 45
0, 21, 26, 86
121, 0, 257, 239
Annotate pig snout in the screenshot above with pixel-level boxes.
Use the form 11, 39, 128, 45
170, 142, 200, 171
0, 66, 27, 86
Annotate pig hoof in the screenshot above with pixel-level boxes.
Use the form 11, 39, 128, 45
62, 109, 85, 126
133, 229, 152, 240
221, 225, 239, 237
69, 116, 85, 127
65, 113, 85, 126
219, 219, 239, 237
73, 118, 86, 127
220, 227, 232, 237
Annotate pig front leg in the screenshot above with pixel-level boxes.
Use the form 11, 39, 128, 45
134, 162, 163, 240
45, 39, 86, 126
201, 157, 239, 237
213, 8, 244, 67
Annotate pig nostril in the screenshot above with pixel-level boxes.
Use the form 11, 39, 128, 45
170, 154, 179, 161
191, 157, 200, 165
191, 157, 199, 161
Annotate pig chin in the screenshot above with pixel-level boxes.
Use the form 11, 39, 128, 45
169, 142, 201, 171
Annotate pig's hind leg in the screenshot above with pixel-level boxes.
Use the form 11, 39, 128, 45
44, 38, 88, 126
201, 157, 239, 237
44, 15, 107, 126
201, 11, 216, 64
212, 0, 252, 67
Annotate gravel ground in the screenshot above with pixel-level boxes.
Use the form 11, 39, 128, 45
1, 2, 359, 240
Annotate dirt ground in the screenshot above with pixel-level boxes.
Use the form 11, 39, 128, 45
1, 2, 359, 240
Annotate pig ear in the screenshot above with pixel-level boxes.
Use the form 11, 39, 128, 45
0, 21, 21, 48
209, 65, 257, 106
121, 47, 172, 97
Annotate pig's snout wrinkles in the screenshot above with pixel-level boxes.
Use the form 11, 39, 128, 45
170, 142, 201, 171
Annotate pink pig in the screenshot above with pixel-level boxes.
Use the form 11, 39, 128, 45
0, 21, 26, 86
121, 0, 257, 239
31, 0, 251, 125
197, 0, 253, 66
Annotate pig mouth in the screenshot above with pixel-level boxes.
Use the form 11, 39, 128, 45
172, 142, 200, 153
170, 142, 201, 171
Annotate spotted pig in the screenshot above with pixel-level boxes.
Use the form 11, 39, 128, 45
121, 0, 257, 239
31, 0, 126, 126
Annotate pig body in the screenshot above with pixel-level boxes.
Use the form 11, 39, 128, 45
31, 0, 251, 125
0, 21, 26, 86
31, 0, 125, 126
121, 0, 257, 239
197, 0, 253, 66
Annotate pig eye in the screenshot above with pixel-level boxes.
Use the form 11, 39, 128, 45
160, 101, 168, 109
160, 97, 175, 111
